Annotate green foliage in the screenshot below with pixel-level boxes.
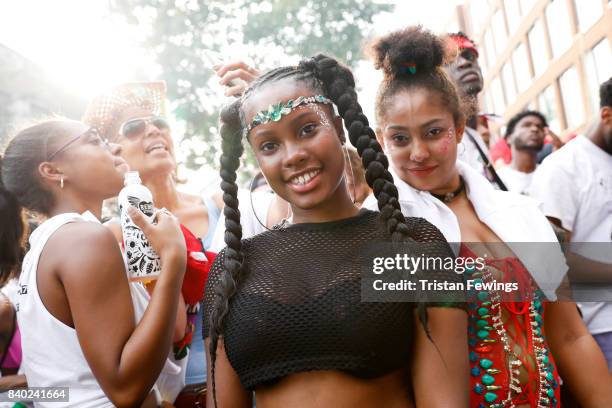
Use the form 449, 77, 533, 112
112, 0, 392, 181
243, 0, 391, 66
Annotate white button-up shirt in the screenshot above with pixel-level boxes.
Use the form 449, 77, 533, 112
363, 160, 567, 300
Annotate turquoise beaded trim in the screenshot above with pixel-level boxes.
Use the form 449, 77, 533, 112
246, 95, 333, 133
467, 264, 558, 408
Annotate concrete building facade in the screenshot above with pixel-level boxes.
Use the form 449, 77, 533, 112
446, 0, 611, 138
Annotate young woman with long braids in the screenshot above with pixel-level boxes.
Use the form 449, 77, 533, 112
364, 26, 612, 408
203, 54, 469, 407
0, 119, 187, 407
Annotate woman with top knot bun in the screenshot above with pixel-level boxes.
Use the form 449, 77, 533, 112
364, 25, 612, 408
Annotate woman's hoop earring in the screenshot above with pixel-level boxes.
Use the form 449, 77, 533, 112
249, 175, 271, 232
60, 176, 64, 189
249, 175, 292, 231
343, 146, 356, 204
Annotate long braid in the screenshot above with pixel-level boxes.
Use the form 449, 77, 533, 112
300, 54, 430, 331
299, 55, 412, 242
208, 100, 246, 407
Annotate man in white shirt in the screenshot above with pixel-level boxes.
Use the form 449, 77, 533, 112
444, 32, 506, 190
530, 77, 612, 368
497, 110, 547, 195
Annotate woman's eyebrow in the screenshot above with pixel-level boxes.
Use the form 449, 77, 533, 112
384, 124, 410, 132
384, 118, 446, 132
251, 109, 320, 139
288, 110, 318, 124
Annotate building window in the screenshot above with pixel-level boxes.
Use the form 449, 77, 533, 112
519, 0, 536, 15
492, 8, 507, 55
528, 19, 549, 78
559, 66, 584, 129
538, 85, 561, 132
502, 63, 517, 104
482, 91, 491, 113
480, 54, 488, 78
504, 0, 521, 33
584, 39, 612, 114
470, 0, 490, 31
545, 0, 574, 59
484, 29, 496, 63
574, 0, 604, 31
512, 44, 531, 93
492, 76, 506, 114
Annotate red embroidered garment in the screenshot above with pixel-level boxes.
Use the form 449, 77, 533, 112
461, 245, 561, 408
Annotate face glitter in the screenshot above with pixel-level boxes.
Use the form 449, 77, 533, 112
307, 103, 333, 129
246, 95, 333, 135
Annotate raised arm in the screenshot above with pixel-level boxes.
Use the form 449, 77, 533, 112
105, 217, 188, 343
57, 208, 186, 407
214, 60, 260, 97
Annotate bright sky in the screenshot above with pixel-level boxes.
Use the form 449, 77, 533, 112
0, 0, 461, 192
0, 0, 461, 100
0, 0, 157, 99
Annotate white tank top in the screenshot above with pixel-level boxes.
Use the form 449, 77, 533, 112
17, 213, 114, 408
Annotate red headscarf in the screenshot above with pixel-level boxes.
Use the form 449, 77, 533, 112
448, 34, 479, 58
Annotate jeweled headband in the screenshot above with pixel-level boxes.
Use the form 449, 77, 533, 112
246, 95, 333, 134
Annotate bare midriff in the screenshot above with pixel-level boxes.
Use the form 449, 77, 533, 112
254, 368, 413, 408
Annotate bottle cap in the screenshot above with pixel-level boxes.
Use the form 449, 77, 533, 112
124, 171, 142, 186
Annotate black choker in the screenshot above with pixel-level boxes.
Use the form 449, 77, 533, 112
431, 177, 465, 203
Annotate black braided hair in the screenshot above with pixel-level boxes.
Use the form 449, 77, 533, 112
208, 54, 426, 406
367, 26, 468, 125
0, 154, 27, 284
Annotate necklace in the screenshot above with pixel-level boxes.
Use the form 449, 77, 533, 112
431, 177, 465, 203
272, 218, 292, 230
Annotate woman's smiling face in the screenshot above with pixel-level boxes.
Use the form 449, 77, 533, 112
109, 106, 176, 181
377, 87, 465, 192
244, 79, 348, 212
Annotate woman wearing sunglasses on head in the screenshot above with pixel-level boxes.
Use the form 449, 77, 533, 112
0, 120, 186, 407
83, 82, 284, 405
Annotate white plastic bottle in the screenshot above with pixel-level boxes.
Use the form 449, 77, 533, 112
117, 171, 161, 281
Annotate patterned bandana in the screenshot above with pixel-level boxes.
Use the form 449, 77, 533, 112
449, 35, 479, 58
82, 81, 167, 140
246, 95, 333, 134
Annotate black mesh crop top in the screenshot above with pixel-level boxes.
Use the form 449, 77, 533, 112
202, 209, 463, 390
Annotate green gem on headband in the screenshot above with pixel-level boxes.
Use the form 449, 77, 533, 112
246, 95, 333, 133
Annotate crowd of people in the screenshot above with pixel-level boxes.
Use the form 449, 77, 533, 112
0, 23, 611, 408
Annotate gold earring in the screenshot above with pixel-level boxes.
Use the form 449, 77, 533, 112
60, 177, 64, 189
